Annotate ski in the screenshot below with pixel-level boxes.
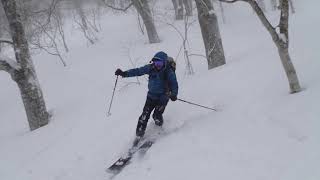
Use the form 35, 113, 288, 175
107, 139, 154, 174
106, 125, 176, 177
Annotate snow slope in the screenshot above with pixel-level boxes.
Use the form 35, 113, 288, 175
0, 1, 319, 180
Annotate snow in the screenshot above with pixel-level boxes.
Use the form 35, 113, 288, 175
279, 32, 287, 43
208, 9, 216, 15
0, 54, 21, 70
0, 1, 319, 180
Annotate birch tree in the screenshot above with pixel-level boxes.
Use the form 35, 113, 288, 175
220, 0, 301, 93
195, 0, 226, 69
0, 0, 50, 130
257, 0, 266, 12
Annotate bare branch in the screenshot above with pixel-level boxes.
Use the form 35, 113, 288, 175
218, 0, 246, 3
220, 0, 278, 42
31, 0, 61, 14
0, 38, 13, 45
166, 22, 185, 41
188, 53, 207, 59
246, 0, 278, 41
32, 19, 67, 66
103, 1, 133, 12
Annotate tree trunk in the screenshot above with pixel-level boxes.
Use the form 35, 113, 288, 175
132, 0, 160, 43
171, 0, 179, 20
183, 0, 192, 16
257, 0, 266, 12
177, 0, 184, 20
247, 0, 301, 93
277, 47, 300, 93
195, 0, 226, 69
1, 0, 49, 130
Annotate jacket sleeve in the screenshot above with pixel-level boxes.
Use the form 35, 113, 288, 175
124, 64, 152, 77
167, 69, 179, 97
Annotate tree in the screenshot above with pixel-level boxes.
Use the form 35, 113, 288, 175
132, 0, 160, 43
271, 0, 295, 13
257, 0, 266, 12
171, 0, 179, 20
172, 0, 192, 20
220, 0, 301, 93
195, 0, 226, 69
183, 0, 192, 16
71, 0, 99, 44
104, 0, 160, 43
176, 0, 184, 20
0, 0, 50, 130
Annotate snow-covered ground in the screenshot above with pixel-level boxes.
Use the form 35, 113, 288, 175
0, 1, 319, 180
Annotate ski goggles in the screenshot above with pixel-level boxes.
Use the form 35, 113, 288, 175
153, 60, 164, 69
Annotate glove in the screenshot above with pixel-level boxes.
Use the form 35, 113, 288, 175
169, 95, 177, 101
115, 69, 126, 77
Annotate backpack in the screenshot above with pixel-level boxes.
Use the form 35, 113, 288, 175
163, 56, 176, 93
166, 56, 176, 72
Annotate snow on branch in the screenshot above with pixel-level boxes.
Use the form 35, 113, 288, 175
0, 54, 21, 75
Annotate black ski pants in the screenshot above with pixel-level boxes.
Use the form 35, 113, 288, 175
136, 96, 169, 137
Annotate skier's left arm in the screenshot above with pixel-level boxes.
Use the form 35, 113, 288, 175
167, 69, 178, 97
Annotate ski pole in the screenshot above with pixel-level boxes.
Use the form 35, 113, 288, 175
177, 98, 217, 111
107, 75, 119, 116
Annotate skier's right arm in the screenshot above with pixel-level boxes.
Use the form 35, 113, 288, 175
123, 64, 152, 77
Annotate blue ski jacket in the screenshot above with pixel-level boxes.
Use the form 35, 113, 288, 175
124, 63, 178, 100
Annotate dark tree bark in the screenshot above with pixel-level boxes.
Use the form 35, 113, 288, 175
1, 0, 50, 130
132, 0, 160, 43
195, 0, 226, 69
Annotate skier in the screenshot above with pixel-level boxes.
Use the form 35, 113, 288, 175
115, 51, 178, 139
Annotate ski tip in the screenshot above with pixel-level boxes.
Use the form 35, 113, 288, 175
106, 166, 122, 175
